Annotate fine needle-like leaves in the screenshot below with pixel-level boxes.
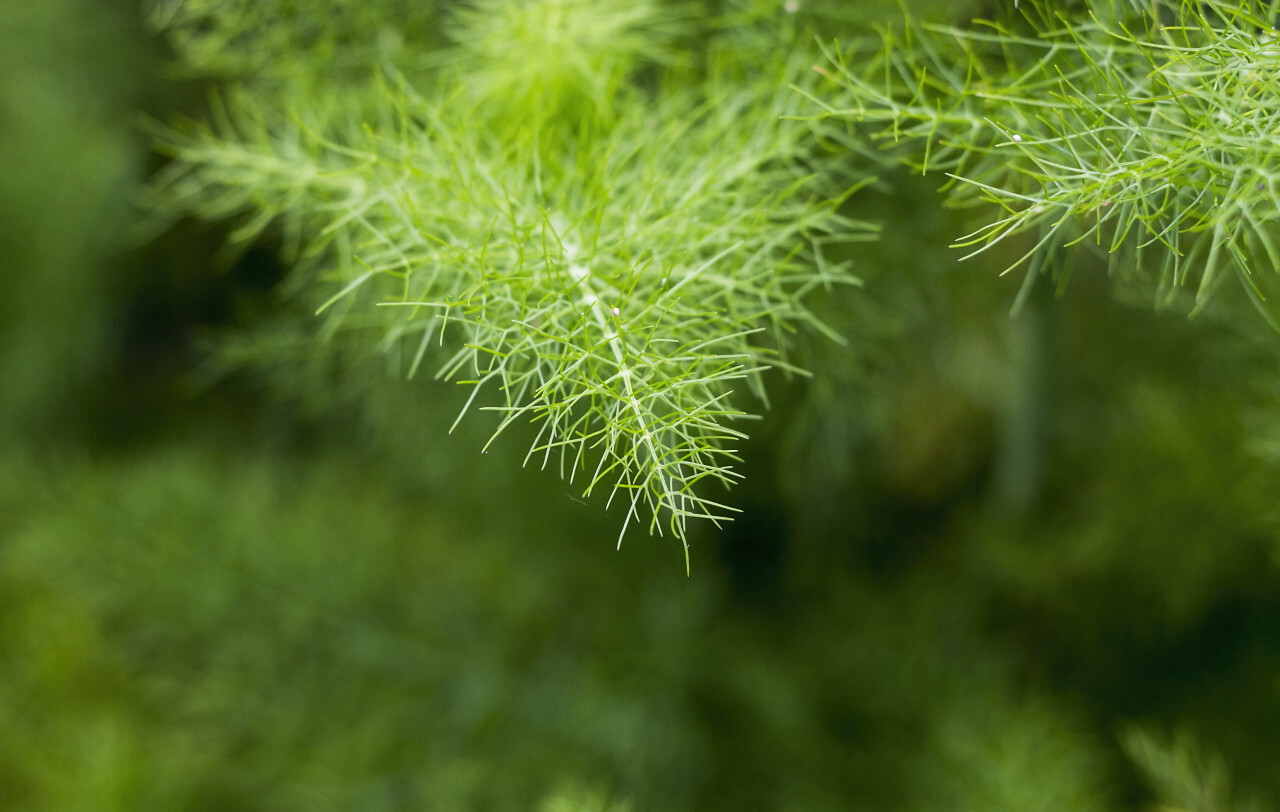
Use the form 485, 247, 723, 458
809, 0, 1280, 324
146, 1, 872, 569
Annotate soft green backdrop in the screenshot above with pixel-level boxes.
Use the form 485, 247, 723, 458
3, 1, 1279, 809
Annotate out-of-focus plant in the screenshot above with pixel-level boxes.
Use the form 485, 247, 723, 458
0, 440, 1114, 810
0, 0, 152, 440
1122, 727, 1274, 812
147, 0, 445, 91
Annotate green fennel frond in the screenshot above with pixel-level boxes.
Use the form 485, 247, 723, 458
810, 0, 1280, 321
146, 2, 871, 568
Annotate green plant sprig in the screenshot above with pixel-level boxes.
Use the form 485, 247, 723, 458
806, 0, 1280, 320
147, 8, 871, 568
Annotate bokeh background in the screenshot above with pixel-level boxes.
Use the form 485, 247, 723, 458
4, 1, 1280, 809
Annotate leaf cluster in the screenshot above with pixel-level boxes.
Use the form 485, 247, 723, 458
808, 0, 1280, 321
146, 1, 871, 567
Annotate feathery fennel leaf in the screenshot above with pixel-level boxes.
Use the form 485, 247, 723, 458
811, 0, 1280, 322
147, 2, 872, 567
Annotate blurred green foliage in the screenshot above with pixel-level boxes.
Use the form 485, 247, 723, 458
0, 440, 1114, 809
0, 0, 153, 439
4, 0, 1280, 809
